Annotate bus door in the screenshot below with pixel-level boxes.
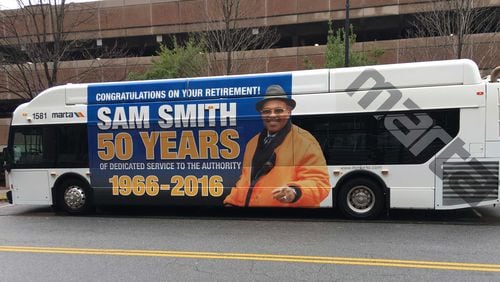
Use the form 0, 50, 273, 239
7, 126, 52, 205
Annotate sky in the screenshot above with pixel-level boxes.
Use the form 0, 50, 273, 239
0, 0, 99, 10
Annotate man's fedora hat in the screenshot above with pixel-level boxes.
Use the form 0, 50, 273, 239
256, 84, 296, 111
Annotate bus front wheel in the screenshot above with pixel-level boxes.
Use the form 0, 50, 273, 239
337, 178, 385, 219
57, 179, 93, 215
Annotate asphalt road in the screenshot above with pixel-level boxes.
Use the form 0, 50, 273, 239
1, 203, 500, 281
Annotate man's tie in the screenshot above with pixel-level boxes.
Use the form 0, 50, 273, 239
264, 135, 274, 145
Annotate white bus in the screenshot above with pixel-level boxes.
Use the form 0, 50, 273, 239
2, 59, 500, 219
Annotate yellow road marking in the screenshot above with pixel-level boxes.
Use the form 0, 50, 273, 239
0, 245, 499, 272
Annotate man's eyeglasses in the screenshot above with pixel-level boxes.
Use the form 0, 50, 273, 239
260, 108, 287, 116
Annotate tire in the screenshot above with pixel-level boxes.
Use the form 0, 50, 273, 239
57, 179, 94, 215
337, 178, 385, 219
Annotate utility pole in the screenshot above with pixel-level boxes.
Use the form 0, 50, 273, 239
344, 0, 350, 67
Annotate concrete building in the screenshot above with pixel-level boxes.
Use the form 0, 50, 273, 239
0, 0, 499, 145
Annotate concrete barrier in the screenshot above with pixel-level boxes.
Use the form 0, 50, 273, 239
0, 187, 7, 201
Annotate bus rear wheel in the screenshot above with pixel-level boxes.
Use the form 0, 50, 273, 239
57, 179, 93, 215
337, 178, 385, 219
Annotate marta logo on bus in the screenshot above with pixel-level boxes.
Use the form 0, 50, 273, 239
52, 112, 85, 119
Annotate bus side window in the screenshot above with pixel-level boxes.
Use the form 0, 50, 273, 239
55, 124, 88, 167
12, 129, 43, 165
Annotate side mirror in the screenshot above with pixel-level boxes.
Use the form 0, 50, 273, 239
2, 147, 11, 172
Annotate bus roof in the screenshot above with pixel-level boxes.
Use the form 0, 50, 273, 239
23, 59, 484, 109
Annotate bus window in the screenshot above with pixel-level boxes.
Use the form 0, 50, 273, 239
54, 124, 88, 167
12, 127, 43, 165
10, 126, 55, 168
293, 109, 459, 165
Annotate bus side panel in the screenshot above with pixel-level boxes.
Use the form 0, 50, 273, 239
86, 73, 335, 208
385, 165, 436, 209
434, 158, 500, 209
485, 82, 500, 156
435, 107, 500, 209
8, 170, 51, 205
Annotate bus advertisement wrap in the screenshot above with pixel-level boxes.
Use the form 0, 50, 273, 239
8, 59, 498, 217
87, 74, 332, 207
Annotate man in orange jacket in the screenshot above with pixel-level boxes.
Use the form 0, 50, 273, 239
224, 85, 331, 207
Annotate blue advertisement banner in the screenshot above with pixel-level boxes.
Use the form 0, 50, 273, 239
88, 74, 292, 104
87, 73, 293, 206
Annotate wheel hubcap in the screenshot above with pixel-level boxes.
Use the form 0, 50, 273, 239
347, 185, 375, 214
64, 185, 86, 210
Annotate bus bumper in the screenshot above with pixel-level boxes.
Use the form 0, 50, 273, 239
7, 191, 12, 204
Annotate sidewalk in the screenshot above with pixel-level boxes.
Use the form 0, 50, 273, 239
0, 186, 8, 201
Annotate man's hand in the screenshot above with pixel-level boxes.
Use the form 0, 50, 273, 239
272, 186, 296, 203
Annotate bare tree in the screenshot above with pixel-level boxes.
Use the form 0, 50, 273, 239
203, 0, 279, 75
0, 0, 123, 100
405, 0, 499, 71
